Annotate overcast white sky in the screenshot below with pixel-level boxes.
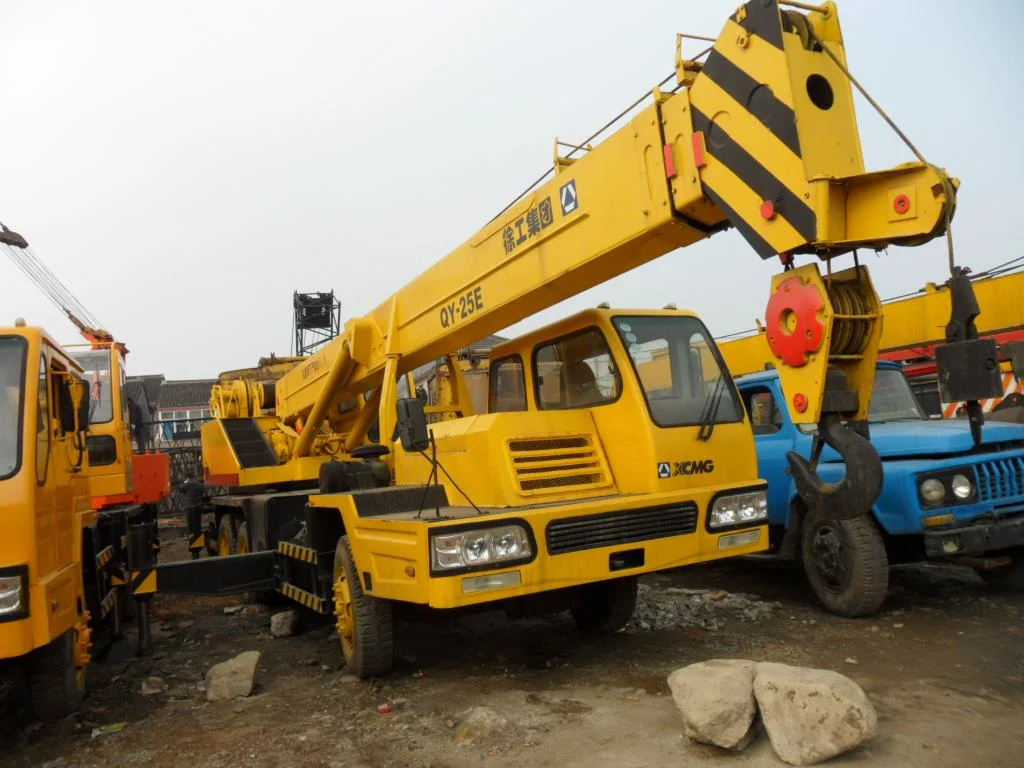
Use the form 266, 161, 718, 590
2, 1, 1021, 380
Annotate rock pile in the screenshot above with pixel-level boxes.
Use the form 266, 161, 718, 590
629, 584, 779, 631
667, 659, 877, 766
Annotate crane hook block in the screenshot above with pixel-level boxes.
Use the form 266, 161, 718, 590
787, 412, 883, 521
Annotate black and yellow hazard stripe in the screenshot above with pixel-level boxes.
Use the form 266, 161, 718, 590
189, 533, 206, 551
277, 541, 319, 565
280, 582, 328, 613
689, 0, 818, 259
95, 545, 114, 569
130, 568, 157, 596
99, 589, 117, 617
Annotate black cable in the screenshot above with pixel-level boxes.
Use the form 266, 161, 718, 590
418, 449, 481, 514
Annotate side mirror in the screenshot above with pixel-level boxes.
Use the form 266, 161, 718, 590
70, 377, 90, 433
396, 397, 429, 452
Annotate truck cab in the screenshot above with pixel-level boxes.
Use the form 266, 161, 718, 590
737, 361, 1024, 616
0, 324, 94, 719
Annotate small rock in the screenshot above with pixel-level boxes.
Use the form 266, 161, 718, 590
270, 610, 299, 639
445, 719, 456, 729
241, 604, 268, 617
453, 706, 509, 742
708, 590, 728, 601
223, 605, 244, 615
754, 662, 877, 765
667, 660, 757, 751
205, 651, 261, 702
893, 623, 904, 629
140, 676, 168, 696
845, 657, 859, 665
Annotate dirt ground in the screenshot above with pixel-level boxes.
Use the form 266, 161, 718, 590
2, 518, 1022, 768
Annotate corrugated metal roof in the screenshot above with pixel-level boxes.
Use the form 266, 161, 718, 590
158, 379, 216, 409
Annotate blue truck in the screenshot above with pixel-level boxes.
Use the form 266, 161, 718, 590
736, 361, 1024, 616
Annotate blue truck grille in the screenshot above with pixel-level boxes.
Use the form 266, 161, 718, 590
975, 457, 1024, 502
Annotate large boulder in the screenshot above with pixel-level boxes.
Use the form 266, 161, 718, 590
205, 650, 261, 702
753, 662, 877, 765
667, 659, 757, 750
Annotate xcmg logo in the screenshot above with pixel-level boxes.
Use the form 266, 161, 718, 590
657, 460, 715, 479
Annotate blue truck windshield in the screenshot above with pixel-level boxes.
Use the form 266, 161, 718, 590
869, 367, 925, 422
0, 336, 27, 480
614, 315, 742, 428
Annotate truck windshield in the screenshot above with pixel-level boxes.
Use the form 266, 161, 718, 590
0, 337, 27, 480
869, 367, 925, 422
614, 315, 742, 428
72, 349, 114, 424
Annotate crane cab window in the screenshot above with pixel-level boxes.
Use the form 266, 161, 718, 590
72, 349, 114, 425
614, 315, 742, 428
489, 355, 527, 413
742, 387, 783, 435
0, 337, 27, 480
533, 328, 620, 410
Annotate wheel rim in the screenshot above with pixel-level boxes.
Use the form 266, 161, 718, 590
333, 561, 354, 658
810, 522, 852, 593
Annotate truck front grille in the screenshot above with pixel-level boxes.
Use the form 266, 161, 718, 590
508, 435, 611, 496
976, 457, 1024, 502
545, 502, 698, 555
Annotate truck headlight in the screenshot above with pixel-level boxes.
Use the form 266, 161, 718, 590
919, 478, 946, 505
431, 524, 533, 573
918, 468, 977, 507
0, 571, 27, 617
709, 490, 768, 530
951, 473, 973, 500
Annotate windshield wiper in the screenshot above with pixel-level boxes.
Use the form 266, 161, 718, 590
697, 376, 727, 442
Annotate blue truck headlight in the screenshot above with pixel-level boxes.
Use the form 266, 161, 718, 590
918, 468, 977, 507
920, 478, 946, 505
709, 490, 768, 530
951, 474, 973, 500
430, 524, 534, 574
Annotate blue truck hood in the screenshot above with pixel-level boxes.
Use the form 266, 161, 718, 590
821, 419, 1024, 461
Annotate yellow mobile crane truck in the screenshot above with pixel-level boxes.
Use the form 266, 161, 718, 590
1, 228, 169, 719
136, 0, 967, 676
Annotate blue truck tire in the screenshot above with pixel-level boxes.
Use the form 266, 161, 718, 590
801, 511, 889, 617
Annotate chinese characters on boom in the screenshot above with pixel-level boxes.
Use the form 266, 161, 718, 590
503, 197, 555, 254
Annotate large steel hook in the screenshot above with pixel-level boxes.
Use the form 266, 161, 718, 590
787, 413, 883, 521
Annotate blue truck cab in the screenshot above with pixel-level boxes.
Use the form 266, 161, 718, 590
737, 361, 1024, 616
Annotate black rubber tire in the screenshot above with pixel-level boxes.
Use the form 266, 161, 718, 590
801, 511, 889, 618
217, 515, 236, 557
571, 577, 638, 635
334, 536, 394, 678
28, 630, 85, 721
976, 548, 1024, 590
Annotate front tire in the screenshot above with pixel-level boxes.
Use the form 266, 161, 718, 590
801, 511, 889, 617
332, 536, 393, 678
28, 629, 86, 721
571, 577, 638, 635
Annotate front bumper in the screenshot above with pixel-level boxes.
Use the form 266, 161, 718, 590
923, 515, 1024, 558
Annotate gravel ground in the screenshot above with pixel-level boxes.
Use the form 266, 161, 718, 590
1, 521, 1022, 768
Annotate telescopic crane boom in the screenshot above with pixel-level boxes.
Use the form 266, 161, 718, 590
212, 0, 955, 512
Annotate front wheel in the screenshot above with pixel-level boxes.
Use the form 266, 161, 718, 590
28, 628, 86, 721
332, 535, 393, 678
571, 577, 638, 635
801, 511, 889, 617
